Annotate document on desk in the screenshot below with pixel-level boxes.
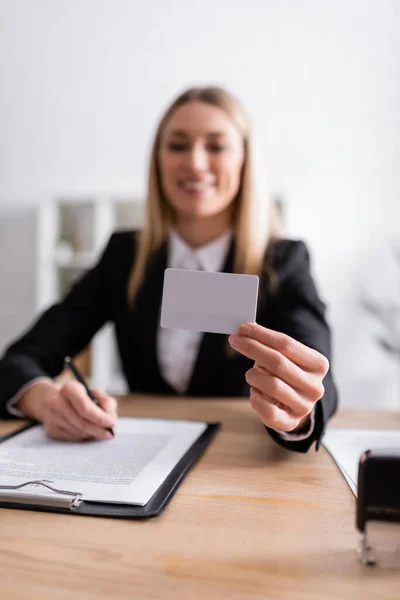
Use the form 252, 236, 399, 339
323, 429, 400, 496
0, 418, 207, 506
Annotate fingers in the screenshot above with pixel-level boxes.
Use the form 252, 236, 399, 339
233, 323, 330, 376
47, 395, 91, 437
55, 398, 113, 440
42, 405, 89, 441
47, 425, 83, 442
92, 388, 118, 418
62, 382, 116, 430
42, 382, 117, 442
44, 405, 112, 442
229, 323, 328, 432
249, 387, 299, 432
230, 334, 325, 400
245, 365, 315, 418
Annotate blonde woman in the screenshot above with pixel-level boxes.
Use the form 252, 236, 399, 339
0, 86, 337, 452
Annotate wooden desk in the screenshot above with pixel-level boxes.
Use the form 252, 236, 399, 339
1, 396, 399, 599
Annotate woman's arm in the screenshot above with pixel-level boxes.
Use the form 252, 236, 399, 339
230, 240, 338, 453
266, 240, 338, 447
0, 233, 120, 419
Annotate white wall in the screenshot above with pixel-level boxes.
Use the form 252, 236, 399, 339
0, 0, 399, 407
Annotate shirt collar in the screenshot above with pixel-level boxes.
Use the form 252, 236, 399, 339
168, 228, 233, 272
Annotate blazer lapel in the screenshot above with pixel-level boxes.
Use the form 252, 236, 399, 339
134, 240, 176, 392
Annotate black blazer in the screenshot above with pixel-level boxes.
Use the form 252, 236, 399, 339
0, 232, 338, 452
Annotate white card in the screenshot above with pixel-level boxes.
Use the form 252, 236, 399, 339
160, 268, 259, 335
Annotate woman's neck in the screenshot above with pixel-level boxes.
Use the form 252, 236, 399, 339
175, 208, 234, 249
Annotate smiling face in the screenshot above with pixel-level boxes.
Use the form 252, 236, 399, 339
158, 101, 245, 224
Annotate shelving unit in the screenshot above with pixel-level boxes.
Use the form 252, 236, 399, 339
36, 195, 144, 394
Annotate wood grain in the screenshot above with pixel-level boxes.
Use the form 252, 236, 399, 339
0, 396, 399, 600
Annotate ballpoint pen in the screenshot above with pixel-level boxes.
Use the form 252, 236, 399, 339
64, 356, 114, 436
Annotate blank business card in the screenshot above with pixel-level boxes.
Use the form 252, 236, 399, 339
160, 268, 259, 335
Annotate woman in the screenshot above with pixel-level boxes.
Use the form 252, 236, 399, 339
0, 86, 337, 452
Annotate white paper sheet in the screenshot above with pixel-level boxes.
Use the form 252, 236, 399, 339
0, 417, 207, 506
323, 429, 400, 496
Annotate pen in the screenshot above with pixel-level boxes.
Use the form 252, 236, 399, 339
64, 356, 114, 437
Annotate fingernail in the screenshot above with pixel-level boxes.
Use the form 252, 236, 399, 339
229, 335, 239, 347
239, 324, 250, 335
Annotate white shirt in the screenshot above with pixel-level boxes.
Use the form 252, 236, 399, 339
157, 228, 233, 393
157, 229, 315, 442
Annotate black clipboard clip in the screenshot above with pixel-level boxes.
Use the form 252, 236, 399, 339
0, 480, 83, 510
357, 449, 400, 569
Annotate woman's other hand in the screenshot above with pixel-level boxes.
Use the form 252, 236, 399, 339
17, 380, 117, 441
229, 323, 329, 433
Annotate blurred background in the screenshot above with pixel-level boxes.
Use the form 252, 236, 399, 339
0, 0, 398, 406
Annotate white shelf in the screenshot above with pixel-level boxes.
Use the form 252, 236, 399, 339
37, 195, 144, 390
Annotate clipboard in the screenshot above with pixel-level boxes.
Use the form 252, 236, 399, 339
0, 422, 220, 519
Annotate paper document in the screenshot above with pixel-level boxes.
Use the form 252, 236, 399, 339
0, 418, 207, 506
323, 429, 400, 496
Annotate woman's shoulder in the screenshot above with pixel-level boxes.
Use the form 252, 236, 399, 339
266, 238, 310, 270
263, 238, 315, 291
99, 229, 139, 271
107, 229, 139, 249
103, 229, 139, 256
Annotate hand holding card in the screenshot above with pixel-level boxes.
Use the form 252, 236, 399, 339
160, 267, 329, 436
160, 268, 259, 335
229, 322, 329, 434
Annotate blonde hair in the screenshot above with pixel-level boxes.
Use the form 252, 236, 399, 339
127, 86, 280, 306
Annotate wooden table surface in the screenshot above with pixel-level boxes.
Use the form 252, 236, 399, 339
1, 395, 400, 600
